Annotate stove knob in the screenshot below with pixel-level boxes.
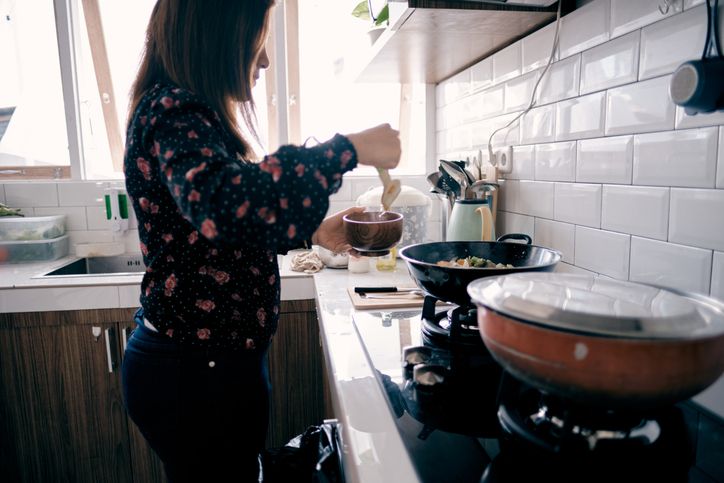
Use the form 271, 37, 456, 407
413, 364, 447, 387
402, 346, 433, 377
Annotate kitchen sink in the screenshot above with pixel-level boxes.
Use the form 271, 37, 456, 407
38, 254, 145, 277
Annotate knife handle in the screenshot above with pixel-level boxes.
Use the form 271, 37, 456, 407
354, 287, 397, 293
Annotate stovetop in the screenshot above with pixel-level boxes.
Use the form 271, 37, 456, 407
351, 302, 724, 483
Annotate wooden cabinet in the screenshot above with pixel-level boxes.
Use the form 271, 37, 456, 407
0, 310, 141, 483
0, 300, 329, 481
267, 299, 332, 447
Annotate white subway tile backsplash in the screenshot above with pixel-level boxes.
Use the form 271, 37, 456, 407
492, 42, 522, 85
580, 31, 640, 95
509, 145, 535, 180
555, 262, 596, 275
520, 105, 556, 144
438, 70, 471, 106
537, 55, 580, 105
633, 127, 718, 187
555, 183, 602, 228
574, 226, 630, 279
498, 179, 519, 213
534, 218, 574, 263
535, 142, 576, 182
483, 113, 521, 148
522, 21, 559, 74
474, 86, 504, 120
57, 181, 106, 206
471, 57, 493, 92
576, 136, 633, 184
676, 106, 724, 129
610, 0, 679, 38
504, 71, 537, 113
601, 185, 669, 240
5, 182, 58, 207
669, 188, 724, 251
630, 237, 712, 293
67, 230, 116, 246
123, 230, 142, 254
559, 0, 610, 59
684, 0, 704, 7
87, 205, 110, 230
639, 6, 706, 80
712, 252, 724, 301
450, 126, 472, 151
718, 128, 724, 189
555, 91, 606, 141
605, 75, 675, 135
518, 181, 555, 219
34, 206, 88, 231
498, 211, 534, 238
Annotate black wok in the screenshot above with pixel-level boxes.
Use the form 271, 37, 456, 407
398, 234, 561, 306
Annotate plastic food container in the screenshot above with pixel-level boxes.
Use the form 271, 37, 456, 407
0, 215, 67, 241
0, 235, 70, 263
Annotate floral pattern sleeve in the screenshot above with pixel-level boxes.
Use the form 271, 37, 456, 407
145, 88, 357, 252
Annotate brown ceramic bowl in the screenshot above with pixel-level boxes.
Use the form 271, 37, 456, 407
343, 211, 403, 256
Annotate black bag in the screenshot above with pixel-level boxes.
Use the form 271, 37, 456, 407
262, 421, 344, 483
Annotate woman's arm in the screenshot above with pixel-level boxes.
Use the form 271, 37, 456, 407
146, 94, 356, 251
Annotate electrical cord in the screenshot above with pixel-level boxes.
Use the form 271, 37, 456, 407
486, 0, 563, 166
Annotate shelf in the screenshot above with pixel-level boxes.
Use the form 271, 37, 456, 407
351, 1, 558, 84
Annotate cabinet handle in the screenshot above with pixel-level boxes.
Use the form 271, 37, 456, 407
121, 327, 131, 352
104, 328, 117, 373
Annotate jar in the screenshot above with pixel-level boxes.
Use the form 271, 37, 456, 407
348, 255, 370, 273
375, 246, 397, 271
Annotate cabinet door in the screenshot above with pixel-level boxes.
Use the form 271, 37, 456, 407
118, 325, 167, 483
267, 301, 327, 447
0, 322, 132, 483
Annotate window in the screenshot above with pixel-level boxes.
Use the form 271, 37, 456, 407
0, 0, 70, 178
295, 0, 427, 176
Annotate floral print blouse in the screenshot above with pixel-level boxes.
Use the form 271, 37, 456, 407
124, 83, 357, 350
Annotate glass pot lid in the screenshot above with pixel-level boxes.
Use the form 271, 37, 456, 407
467, 273, 724, 339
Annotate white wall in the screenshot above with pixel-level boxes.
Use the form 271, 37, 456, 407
437, 0, 724, 418
0, 174, 440, 255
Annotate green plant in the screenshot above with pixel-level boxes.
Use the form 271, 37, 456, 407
351, 0, 389, 27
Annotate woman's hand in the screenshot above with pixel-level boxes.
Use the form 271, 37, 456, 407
345, 124, 401, 170
312, 206, 366, 255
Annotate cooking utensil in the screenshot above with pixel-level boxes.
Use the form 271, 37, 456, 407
360, 292, 424, 299
347, 287, 425, 309
439, 160, 469, 198
467, 273, 724, 409
376, 168, 401, 211
354, 287, 422, 294
398, 234, 561, 306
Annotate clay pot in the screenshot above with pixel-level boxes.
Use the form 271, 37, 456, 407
467, 273, 724, 410
343, 211, 403, 257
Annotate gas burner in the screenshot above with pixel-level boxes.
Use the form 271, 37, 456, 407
420, 295, 488, 353
488, 374, 694, 482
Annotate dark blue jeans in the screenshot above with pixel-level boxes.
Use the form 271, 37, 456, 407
121, 310, 270, 483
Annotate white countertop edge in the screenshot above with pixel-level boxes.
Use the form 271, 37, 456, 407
312, 263, 419, 483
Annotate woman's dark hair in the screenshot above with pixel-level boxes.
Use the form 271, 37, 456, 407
128, 0, 274, 158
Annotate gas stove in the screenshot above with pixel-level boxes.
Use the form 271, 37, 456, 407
351, 295, 724, 483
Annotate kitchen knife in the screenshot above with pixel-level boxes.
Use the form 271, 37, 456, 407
354, 287, 420, 293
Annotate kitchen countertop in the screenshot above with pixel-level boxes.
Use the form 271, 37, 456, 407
0, 252, 315, 313
2, 255, 722, 481
313, 261, 419, 483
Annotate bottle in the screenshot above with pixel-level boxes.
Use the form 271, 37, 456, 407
375, 246, 397, 271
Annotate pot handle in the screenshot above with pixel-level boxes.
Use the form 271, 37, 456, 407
497, 233, 532, 245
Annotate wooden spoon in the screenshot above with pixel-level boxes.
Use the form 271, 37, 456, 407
377, 167, 401, 211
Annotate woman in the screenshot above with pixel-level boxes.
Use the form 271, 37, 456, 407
120, 1, 400, 482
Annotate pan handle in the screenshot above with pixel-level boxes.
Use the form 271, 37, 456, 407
497, 233, 532, 245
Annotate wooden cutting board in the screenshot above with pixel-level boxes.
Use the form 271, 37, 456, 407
347, 287, 425, 310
